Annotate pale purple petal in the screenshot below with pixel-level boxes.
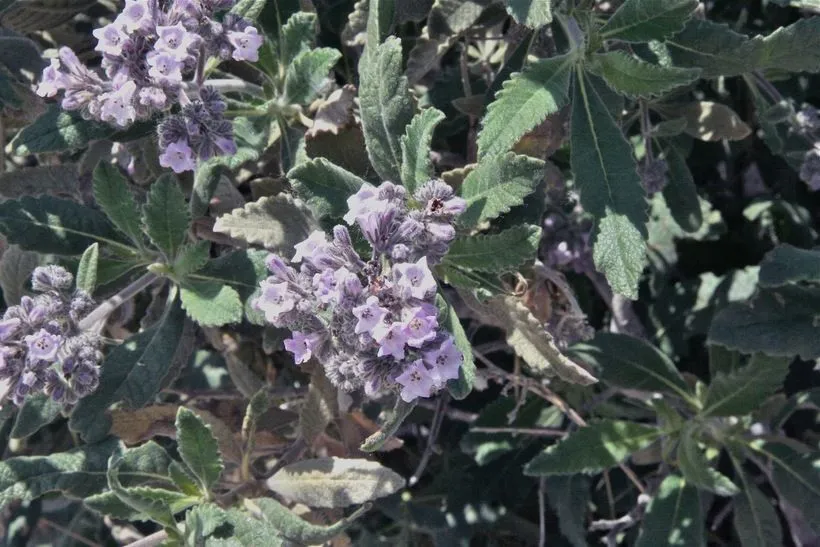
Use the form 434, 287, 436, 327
395, 360, 434, 402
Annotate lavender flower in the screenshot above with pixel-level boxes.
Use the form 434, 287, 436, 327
0, 266, 103, 408
639, 159, 669, 195
254, 180, 466, 402
800, 146, 820, 191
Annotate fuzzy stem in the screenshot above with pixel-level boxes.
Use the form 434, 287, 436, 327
78, 273, 159, 332
202, 79, 266, 97
126, 531, 168, 547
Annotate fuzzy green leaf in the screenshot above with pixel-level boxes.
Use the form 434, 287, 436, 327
266, 457, 404, 508
524, 420, 662, 475
359, 36, 415, 182
754, 442, 820, 532
92, 162, 143, 246
593, 212, 647, 300
504, 0, 551, 28
436, 293, 477, 399
284, 48, 341, 105
702, 353, 790, 417
759, 244, 820, 288
0, 164, 79, 199
176, 407, 224, 493
666, 20, 753, 78
180, 281, 243, 327
400, 107, 445, 193
173, 241, 211, 278
75, 242, 99, 294
568, 332, 692, 400
280, 12, 318, 65
106, 462, 184, 527
478, 54, 572, 158
142, 174, 189, 259
249, 497, 369, 544
0, 438, 120, 509
458, 152, 545, 228
288, 157, 365, 220
544, 476, 590, 547
599, 0, 698, 42
592, 52, 701, 98
708, 285, 820, 360
360, 398, 416, 452
635, 475, 705, 547
10, 106, 116, 155
445, 225, 541, 273
213, 194, 317, 253
190, 249, 268, 302
0, 195, 128, 255
743, 17, 820, 74
677, 426, 739, 496
70, 298, 193, 442
733, 469, 783, 547
0, 245, 40, 305
10, 394, 61, 439
662, 142, 702, 233
185, 504, 230, 544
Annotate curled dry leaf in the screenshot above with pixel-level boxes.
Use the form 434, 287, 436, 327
680, 101, 751, 141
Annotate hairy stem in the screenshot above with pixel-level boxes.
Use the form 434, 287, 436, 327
78, 273, 160, 332
202, 79, 266, 97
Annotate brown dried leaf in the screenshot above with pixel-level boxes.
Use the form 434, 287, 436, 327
680, 101, 751, 142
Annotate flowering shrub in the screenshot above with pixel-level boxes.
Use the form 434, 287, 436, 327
0, 0, 819, 545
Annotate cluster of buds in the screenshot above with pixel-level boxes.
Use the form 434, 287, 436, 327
0, 266, 102, 408
639, 158, 669, 195
800, 145, 820, 191
541, 207, 593, 275
254, 180, 467, 403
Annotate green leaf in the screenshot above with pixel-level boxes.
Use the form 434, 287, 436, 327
0, 195, 129, 255
702, 353, 790, 417
635, 475, 705, 547
599, 0, 698, 42
359, 36, 415, 182
759, 244, 820, 288
288, 158, 365, 220
142, 174, 189, 259
444, 225, 541, 273
544, 476, 590, 547
679, 101, 751, 142
266, 457, 404, 508
70, 298, 193, 442
666, 20, 753, 78
176, 406, 225, 493
732, 466, 783, 547
400, 107, 445, 193
458, 152, 545, 228
708, 285, 820, 360
427, 0, 492, 40
436, 293, 477, 399
478, 54, 572, 158
0, 437, 120, 509
743, 17, 820, 74
212, 194, 318, 253
0, 245, 40, 305
661, 142, 702, 233
248, 497, 369, 545
364, 0, 395, 47
504, 0, 551, 28
190, 161, 227, 218
222, 508, 283, 546
229, 0, 264, 21
591, 52, 701, 98
92, 162, 143, 246
677, 426, 739, 496
524, 420, 661, 475
107, 461, 187, 527
568, 332, 692, 401
180, 281, 243, 327
571, 69, 647, 297
753, 442, 820, 532
190, 249, 268, 302
173, 241, 211, 278
0, 164, 79, 199
10, 394, 62, 439
280, 12, 318, 66
360, 398, 416, 452
592, 212, 647, 300
185, 504, 230, 544
10, 106, 116, 155
283, 48, 341, 105
75, 243, 99, 294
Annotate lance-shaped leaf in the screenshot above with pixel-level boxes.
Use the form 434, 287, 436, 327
635, 475, 705, 547
75, 242, 99, 294
359, 36, 415, 182
247, 497, 369, 545
742, 17, 820, 74
591, 51, 701, 98
106, 461, 190, 528
266, 457, 404, 508
10, 106, 116, 155
0, 437, 120, 509
458, 152, 545, 228
732, 465, 783, 547
364, 0, 394, 47
571, 70, 647, 297
753, 442, 820, 532
568, 332, 693, 401
708, 285, 820, 360
436, 293, 477, 399
504, 0, 551, 28
143, 174, 189, 259
176, 407, 225, 493
10, 394, 62, 439
524, 420, 661, 475
0, 164, 79, 199
360, 398, 417, 452
677, 426, 739, 496
478, 54, 572, 158
288, 158, 365, 220
180, 281, 243, 327
599, 0, 697, 42
666, 20, 753, 78
661, 142, 702, 233
759, 244, 820, 288
444, 225, 541, 273
702, 353, 790, 417
0, 245, 41, 305
213, 194, 318, 253
283, 48, 341, 105
70, 298, 193, 442
400, 107, 445, 193
172, 241, 211, 278
93, 162, 143, 246
544, 476, 590, 547
0, 195, 130, 255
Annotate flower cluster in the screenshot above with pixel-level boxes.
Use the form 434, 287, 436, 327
541, 207, 593, 275
254, 180, 467, 403
0, 266, 102, 408
35, 0, 262, 156
639, 158, 669, 195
